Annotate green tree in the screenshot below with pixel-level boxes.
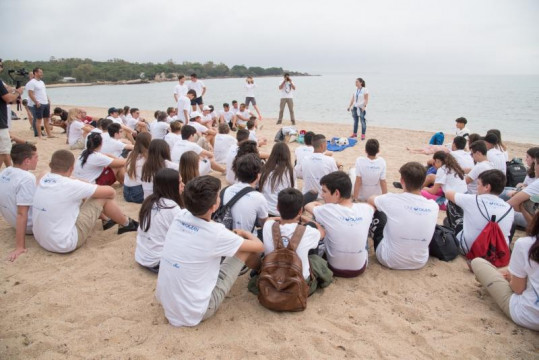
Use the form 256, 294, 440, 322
72, 64, 94, 82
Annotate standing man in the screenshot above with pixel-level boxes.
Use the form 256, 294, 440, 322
187, 73, 206, 112
173, 75, 188, 103
347, 78, 369, 140
1, 59, 25, 168
277, 73, 296, 125
26, 67, 54, 140
177, 89, 196, 124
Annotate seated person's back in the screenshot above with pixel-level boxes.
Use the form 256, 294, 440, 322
301, 134, 338, 198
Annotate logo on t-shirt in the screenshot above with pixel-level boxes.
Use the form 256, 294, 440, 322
0, 174, 10, 183
404, 205, 433, 215
338, 216, 363, 223
176, 220, 199, 233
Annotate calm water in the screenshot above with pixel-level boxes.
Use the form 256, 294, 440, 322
47, 74, 539, 143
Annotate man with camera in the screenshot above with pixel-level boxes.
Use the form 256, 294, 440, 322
277, 73, 296, 125
27, 67, 54, 140
0, 59, 25, 167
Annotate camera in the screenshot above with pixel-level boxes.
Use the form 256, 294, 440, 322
8, 68, 29, 89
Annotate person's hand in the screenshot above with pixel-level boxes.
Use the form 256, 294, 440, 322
233, 229, 251, 239
347, 107, 350, 111
36, 102, 41, 108
507, 190, 516, 198
16, 87, 24, 95
499, 269, 511, 281
8, 247, 27, 262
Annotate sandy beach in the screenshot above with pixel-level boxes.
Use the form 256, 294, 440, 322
1, 105, 537, 359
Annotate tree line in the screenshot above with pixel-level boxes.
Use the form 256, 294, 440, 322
0, 57, 308, 85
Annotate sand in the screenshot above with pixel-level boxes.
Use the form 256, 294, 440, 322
1, 105, 537, 359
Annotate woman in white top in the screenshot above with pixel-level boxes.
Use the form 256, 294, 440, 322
487, 129, 509, 161
347, 77, 369, 140
471, 213, 539, 331
421, 151, 466, 210
73, 132, 126, 185
141, 139, 178, 199
245, 76, 262, 120
67, 108, 93, 150
259, 142, 296, 216
353, 138, 387, 202
123, 132, 151, 204
135, 168, 184, 273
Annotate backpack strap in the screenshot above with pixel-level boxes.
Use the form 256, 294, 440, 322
476, 195, 512, 223
272, 221, 284, 250
496, 205, 513, 224
287, 224, 306, 252
475, 195, 491, 222
224, 186, 256, 209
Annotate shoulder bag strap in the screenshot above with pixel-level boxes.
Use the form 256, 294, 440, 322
225, 186, 255, 209
288, 224, 306, 251
475, 195, 491, 222
272, 221, 284, 250
497, 205, 513, 224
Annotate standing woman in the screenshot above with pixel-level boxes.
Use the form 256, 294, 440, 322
259, 142, 296, 217
347, 78, 369, 140
245, 76, 262, 120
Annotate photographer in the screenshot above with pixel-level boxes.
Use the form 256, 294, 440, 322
27, 67, 54, 139
277, 73, 296, 125
0, 59, 25, 168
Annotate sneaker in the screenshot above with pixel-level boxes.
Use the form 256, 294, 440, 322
118, 218, 139, 234
239, 265, 249, 276
102, 219, 116, 230
393, 181, 403, 189
350, 133, 357, 138
276, 120, 282, 125
361, 134, 365, 140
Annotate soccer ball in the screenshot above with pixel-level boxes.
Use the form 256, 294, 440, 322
336, 137, 349, 146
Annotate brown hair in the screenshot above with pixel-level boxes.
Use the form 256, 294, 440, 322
259, 142, 294, 191
126, 132, 151, 180
50, 150, 75, 172
179, 151, 200, 185
399, 162, 426, 191
141, 139, 170, 183
527, 212, 539, 263
432, 151, 465, 180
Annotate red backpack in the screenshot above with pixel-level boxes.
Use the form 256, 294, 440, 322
465, 196, 513, 267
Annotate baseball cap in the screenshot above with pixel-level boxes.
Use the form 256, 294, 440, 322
190, 111, 202, 119
108, 107, 119, 115
202, 105, 211, 111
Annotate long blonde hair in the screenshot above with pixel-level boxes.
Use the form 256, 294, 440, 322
67, 108, 81, 125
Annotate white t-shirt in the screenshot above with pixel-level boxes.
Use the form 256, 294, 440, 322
155, 209, 243, 327
374, 193, 439, 270
124, 155, 145, 187
174, 83, 188, 98
280, 81, 294, 99
74, 152, 113, 183
248, 130, 257, 142
135, 198, 182, 268
487, 148, 507, 173
26, 79, 48, 104
236, 110, 251, 126
523, 175, 536, 187
508, 236, 539, 331
176, 95, 191, 122
294, 146, 314, 178
456, 127, 471, 138
101, 136, 126, 158
107, 116, 122, 125
352, 87, 368, 108
200, 114, 213, 126
261, 170, 296, 216
454, 193, 514, 253
32, 173, 97, 253
301, 153, 338, 197
523, 179, 539, 196
245, 83, 256, 97
24, 80, 34, 106
164, 132, 182, 150
231, 106, 239, 115
189, 121, 208, 134
223, 182, 268, 234
171, 139, 203, 163
214, 134, 236, 164
435, 165, 467, 194
68, 121, 85, 146
354, 157, 387, 201
220, 110, 235, 124
0, 167, 36, 232
150, 121, 170, 140
187, 80, 205, 98
263, 220, 320, 279
451, 150, 474, 170
314, 203, 374, 271
126, 116, 141, 130
225, 146, 239, 184
466, 160, 494, 194
142, 160, 178, 199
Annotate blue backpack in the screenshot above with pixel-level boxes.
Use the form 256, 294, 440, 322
429, 132, 445, 145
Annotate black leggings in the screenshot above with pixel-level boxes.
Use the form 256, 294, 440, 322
370, 211, 387, 250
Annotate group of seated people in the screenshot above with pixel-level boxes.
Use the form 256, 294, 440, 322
0, 110, 537, 331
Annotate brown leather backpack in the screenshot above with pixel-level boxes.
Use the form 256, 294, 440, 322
257, 221, 309, 312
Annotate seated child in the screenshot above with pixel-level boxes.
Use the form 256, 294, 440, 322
150, 111, 171, 140
450, 136, 474, 172
465, 140, 494, 194
368, 162, 439, 270
306, 171, 374, 277
123, 132, 152, 204
213, 123, 237, 164
33, 150, 138, 253
164, 121, 182, 150
67, 108, 94, 150
101, 123, 134, 158
247, 117, 267, 147
135, 168, 183, 273
0, 144, 38, 261
155, 175, 263, 327
508, 151, 539, 228
353, 139, 387, 202
294, 131, 315, 179
455, 117, 471, 139
301, 134, 340, 202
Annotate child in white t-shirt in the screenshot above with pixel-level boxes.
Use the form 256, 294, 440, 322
306, 171, 374, 277
353, 138, 387, 202
368, 162, 439, 270
0, 144, 38, 262
465, 140, 494, 194
33, 150, 138, 254
247, 118, 267, 147
141, 139, 179, 199
101, 123, 134, 158
484, 133, 507, 173
67, 108, 93, 150
155, 175, 263, 327
294, 131, 315, 179
214, 123, 237, 164
450, 136, 474, 172
164, 121, 182, 150
123, 132, 151, 204
135, 168, 183, 272
150, 111, 170, 140
455, 117, 470, 139
301, 134, 340, 201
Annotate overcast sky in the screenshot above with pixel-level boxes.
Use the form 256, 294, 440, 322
2, 0, 538, 75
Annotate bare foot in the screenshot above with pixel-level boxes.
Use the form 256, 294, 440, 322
48, 135, 57, 138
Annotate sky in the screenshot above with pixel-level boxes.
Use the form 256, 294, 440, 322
2, 0, 538, 75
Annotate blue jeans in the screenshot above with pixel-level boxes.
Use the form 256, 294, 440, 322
352, 107, 366, 135
123, 185, 144, 204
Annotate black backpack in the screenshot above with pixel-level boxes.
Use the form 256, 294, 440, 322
211, 186, 255, 230
429, 225, 459, 261
506, 158, 527, 187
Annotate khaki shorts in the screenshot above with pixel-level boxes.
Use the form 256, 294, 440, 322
75, 198, 104, 249
70, 137, 85, 150
201, 256, 244, 321
0, 129, 12, 155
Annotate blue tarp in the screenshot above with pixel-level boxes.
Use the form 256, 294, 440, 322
326, 137, 358, 152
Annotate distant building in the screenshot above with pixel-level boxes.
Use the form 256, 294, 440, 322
61, 77, 77, 83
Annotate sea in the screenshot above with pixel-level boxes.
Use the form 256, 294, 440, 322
46, 73, 539, 144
